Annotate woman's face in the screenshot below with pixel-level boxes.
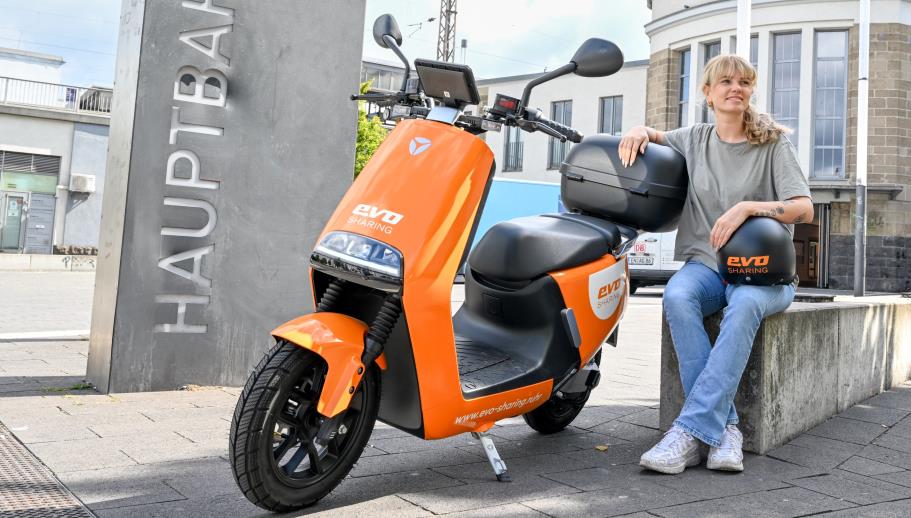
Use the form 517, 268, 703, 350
703, 71, 753, 116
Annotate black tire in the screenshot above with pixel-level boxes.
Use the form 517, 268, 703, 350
523, 351, 601, 435
230, 340, 380, 512
628, 281, 640, 295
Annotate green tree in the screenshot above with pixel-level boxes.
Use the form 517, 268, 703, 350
355, 81, 388, 178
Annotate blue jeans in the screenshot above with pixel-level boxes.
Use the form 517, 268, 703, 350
663, 261, 795, 447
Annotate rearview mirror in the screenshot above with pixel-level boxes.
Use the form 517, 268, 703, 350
571, 38, 624, 77
373, 14, 403, 48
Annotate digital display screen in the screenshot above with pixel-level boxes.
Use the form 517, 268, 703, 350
489, 94, 521, 116
414, 59, 480, 108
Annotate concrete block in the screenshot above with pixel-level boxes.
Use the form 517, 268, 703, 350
68, 256, 97, 271
28, 254, 71, 271
660, 299, 911, 454
0, 254, 31, 270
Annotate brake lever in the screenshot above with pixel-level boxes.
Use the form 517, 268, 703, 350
530, 121, 567, 142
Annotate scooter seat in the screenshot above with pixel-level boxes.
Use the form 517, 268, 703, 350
468, 213, 622, 282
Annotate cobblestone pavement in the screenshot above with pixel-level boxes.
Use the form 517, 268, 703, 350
2, 276, 911, 517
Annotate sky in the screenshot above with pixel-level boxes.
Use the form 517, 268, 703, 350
0, 0, 652, 87
363, 0, 652, 78
0, 0, 120, 87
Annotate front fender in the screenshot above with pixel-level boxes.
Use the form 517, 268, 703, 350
272, 313, 386, 418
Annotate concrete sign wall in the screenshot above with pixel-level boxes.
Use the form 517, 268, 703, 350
88, 0, 365, 392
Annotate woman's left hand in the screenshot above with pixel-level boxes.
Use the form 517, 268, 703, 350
711, 202, 751, 250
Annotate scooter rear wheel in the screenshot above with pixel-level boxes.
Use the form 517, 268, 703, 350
230, 340, 379, 512
523, 351, 601, 434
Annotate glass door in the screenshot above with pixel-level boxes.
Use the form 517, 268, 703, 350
0, 192, 27, 251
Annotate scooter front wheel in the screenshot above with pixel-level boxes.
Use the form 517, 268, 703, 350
229, 340, 380, 512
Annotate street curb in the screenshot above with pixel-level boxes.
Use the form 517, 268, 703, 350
0, 330, 89, 342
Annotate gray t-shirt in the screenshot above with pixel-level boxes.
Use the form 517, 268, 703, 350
663, 123, 811, 271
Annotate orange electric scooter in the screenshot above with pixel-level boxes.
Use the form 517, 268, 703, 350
230, 15, 637, 512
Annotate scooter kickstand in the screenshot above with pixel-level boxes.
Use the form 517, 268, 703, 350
471, 432, 511, 482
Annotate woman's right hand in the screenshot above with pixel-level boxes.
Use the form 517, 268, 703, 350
619, 126, 651, 167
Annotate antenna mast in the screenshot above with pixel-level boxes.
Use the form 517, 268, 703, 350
437, 0, 457, 62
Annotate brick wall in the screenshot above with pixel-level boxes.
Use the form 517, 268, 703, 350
645, 48, 679, 131
846, 23, 911, 188
828, 234, 911, 293
830, 23, 910, 292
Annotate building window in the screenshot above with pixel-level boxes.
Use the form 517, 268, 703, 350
702, 41, 721, 123
772, 32, 802, 149
548, 100, 572, 169
731, 35, 759, 104
502, 125, 523, 172
812, 31, 848, 178
678, 49, 691, 128
732, 34, 760, 68
599, 96, 623, 135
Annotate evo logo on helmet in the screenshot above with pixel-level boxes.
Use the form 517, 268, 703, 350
727, 255, 770, 275
727, 255, 769, 267
589, 261, 626, 320
348, 204, 403, 235
409, 137, 431, 156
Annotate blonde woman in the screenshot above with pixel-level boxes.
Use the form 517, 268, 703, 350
618, 54, 813, 474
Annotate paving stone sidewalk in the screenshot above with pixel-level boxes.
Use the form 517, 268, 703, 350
2, 282, 911, 516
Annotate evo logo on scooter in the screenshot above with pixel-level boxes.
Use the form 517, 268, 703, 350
348, 204, 404, 234
408, 137, 432, 156
589, 261, 627, 320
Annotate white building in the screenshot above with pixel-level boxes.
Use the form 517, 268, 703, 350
0, 47, 111, 255
478, 61, 649, 183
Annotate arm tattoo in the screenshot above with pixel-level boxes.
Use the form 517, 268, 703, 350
776, 204, 785, 215
756, 209, 778, 218
793, 215, 805, 224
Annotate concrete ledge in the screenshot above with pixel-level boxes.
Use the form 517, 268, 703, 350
659, 297, 911, 454
0, 254, 97, 271
0, 104, 111, 125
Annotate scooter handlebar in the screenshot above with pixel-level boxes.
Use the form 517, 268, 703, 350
523, 108, 584, 143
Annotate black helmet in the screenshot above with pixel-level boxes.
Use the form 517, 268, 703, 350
717, 217, 796, 285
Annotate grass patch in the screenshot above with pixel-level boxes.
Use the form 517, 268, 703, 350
43, 382, 94, 392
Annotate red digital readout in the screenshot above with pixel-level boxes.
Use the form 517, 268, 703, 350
498, 98, 517, 109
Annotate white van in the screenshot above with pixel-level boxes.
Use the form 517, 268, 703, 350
627, 230, 684, 293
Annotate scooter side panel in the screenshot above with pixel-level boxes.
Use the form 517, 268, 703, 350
316, 119, 503, 438
550, 254, 629, 366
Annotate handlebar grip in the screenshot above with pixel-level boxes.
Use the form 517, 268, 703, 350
525, 108, 583, 143
540, 118, 583, 143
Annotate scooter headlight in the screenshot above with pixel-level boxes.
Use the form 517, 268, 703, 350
314, 231, 403, 278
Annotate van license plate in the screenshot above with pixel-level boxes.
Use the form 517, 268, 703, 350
628, 256, 654, 265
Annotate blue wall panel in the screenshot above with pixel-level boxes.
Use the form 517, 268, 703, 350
472, 179, 561, 248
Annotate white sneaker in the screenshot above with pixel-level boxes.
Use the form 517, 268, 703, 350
639, 425, 701, 474
707, 424, 744, 472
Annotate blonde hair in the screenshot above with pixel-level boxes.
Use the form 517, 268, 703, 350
702, 54, 790, 145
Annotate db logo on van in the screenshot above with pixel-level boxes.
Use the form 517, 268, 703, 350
352, 204, 404, 225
